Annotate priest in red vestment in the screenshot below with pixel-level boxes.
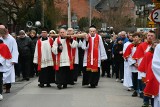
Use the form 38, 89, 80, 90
81, 25, 107, 88
52, 28, 78, 89
33, 28, 55, 88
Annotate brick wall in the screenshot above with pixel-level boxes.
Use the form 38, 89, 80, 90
55, 0, 101, 19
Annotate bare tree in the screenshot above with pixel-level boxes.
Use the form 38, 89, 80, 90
101, 0, 134, 33
0, 0, 35, 25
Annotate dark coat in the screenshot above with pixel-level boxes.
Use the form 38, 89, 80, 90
102, 38, 113, 61
17, 36, 35, 57
113, 43, 124, 63
30, 36, 38, 49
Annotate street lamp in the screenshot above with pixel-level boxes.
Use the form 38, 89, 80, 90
35, 21, 41, 27
26, 21, 41, 33
71, 14, 78, 29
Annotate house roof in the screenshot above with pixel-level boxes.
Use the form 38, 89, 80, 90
95, 0, 133, 12
55, 0, 101, 19
131, 0, 153, 5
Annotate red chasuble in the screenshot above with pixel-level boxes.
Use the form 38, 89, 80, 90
132, 42, 150, 60
0, 43, 12, 59
55, 37, 75, 71
144, 61, 159, 96
87, 34, 99, 72
37, 38, 54, 71
138, 51, 153, 73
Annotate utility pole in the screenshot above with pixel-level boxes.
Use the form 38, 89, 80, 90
68, 0, 72, 28
89, 0, 92, 26
41, 0, 44, 27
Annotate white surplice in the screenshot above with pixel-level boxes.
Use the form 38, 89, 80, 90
52, 38, 78, 67
127, 46, 138, 73
123, 41, 133, 88
152, 44, 160, 107
82, 34, 107, 67
0, 34, 19, 83
33, 38, 54, 68
138, 45, 151, 79
0, 56, 5, 72
0, 55, 12, 73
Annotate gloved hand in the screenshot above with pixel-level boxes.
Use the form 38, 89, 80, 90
58, 44, 63, 52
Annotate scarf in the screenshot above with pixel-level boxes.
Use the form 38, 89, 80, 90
37, 38, 54, 71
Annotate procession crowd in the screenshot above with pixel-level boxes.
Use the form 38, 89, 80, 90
0, 23, 160, 107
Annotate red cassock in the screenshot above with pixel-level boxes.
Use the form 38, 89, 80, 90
143, 61, 159, 96
132, 42, 150, 60
138, 51, 153, 74
123, 43, 134, 59
0, 43, 12, 59
123, 43, 140, 60
137, 51, 159, 96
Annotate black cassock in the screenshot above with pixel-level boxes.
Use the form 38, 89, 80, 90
38, 66, 55, 84
82, 67, 100, 87
55, 66, 74, 85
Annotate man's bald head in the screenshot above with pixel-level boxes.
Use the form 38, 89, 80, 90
0, 28, 8, 38
0, 24, 8, 35
0, 25, 6, 29
89, 28, 96, 36
59, 28, 67, 37
120, 31, 126, 38
67, 28, 74, 35
67, 28, 74, 31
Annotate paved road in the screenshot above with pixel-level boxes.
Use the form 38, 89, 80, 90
0, 76, 142, 107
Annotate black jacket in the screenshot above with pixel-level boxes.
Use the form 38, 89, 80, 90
17, 37, 35, 57
113, 43, 124, 63
102, 38, 113, 61
30, 36, 38, 48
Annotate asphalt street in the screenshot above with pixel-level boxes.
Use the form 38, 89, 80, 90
0, 76, 142, 107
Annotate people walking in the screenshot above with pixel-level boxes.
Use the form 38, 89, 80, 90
52, 28, 78, 89
0, 25, 19, 93
0, 39, 12, 100
17, 30, 34, 81
82, 25, 107, 88
33, 28, 55, 88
